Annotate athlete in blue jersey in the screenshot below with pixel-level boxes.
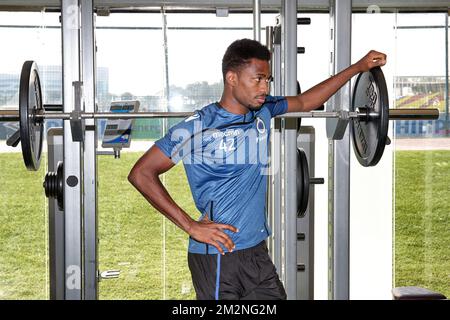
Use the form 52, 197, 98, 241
128, 39, 386, 300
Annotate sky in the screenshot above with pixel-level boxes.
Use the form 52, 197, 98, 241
0, 10, 447, 98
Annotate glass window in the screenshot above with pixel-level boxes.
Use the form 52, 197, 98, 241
351, 11, 397, 299
0, 11, 61, 299
96, 11, 277, 300
351, 10, 449, 299
393, 12, 449, 298
96, 12, 168, 299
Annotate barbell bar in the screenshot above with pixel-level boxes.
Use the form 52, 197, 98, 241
0, 111, 196, 122
0, 61, 441, 171
0, 108, 439, 122
283, 108, 439, 120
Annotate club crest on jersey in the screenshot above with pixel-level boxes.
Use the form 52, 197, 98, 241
256, 117, 266, 134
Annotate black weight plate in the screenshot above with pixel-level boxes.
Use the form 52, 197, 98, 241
56, 161, 64, 211
297, 148, 310, 217
351, 67, 389, 167
43, 161, 64, 210
19, 61, 44, 171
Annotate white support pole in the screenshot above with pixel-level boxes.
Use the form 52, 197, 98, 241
80, 0, 98, 300
61, 0, 83, 300
281, 0, 298, 300
327, 0, 352, 300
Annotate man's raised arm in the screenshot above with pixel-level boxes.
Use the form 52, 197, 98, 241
286, 50, 387, 113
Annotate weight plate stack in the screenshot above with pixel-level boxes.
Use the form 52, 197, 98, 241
43, 161, 64, 211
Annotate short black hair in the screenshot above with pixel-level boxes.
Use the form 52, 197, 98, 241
222, 38, 271, 81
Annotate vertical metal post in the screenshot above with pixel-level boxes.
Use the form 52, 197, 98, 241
268, 24, 283, 281
297, 127, 315, 300
281, 0, 298, 95
326, 0, 352, 300
272, 26, 282, 96
47, 128, 65, 300
253, 0, 261, 42
266, 25, 274, 259
161, 7, 170, 111
80, 0, 98, 300
61, 0, 83, 300
161, 6, 169, 299
445, 11, 449, 135
281, 0, 298, 300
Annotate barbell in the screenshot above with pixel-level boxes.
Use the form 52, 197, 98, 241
0, 60, 440, 171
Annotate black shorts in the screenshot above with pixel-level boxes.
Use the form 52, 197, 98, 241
188, 241, 287, 300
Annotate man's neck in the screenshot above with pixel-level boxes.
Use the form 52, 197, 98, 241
218, 96, 248, 115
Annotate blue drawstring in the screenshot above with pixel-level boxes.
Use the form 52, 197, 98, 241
215, 253, 221, 300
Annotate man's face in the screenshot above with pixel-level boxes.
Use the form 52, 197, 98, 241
230, 58, 271, 111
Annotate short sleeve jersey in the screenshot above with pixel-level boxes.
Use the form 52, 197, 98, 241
155, 95, 288, 254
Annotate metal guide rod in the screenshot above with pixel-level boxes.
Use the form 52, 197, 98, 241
0, 108, 440, 122
42, 111, 194, 119
253, 0, 261, 42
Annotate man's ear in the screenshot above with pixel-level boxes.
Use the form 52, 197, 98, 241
225, 70, 237, 87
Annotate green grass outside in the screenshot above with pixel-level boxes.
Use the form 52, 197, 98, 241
0, 153, 48, 299
394, 151, 450, 296
97, 152, 197, 300
0, 150, 448, 299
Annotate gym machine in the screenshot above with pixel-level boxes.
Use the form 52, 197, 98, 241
0, 0, 442, 300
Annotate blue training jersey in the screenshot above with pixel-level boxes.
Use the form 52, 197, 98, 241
155, 95, 288, 254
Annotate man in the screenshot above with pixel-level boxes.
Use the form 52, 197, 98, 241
128, 39, 386, 300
